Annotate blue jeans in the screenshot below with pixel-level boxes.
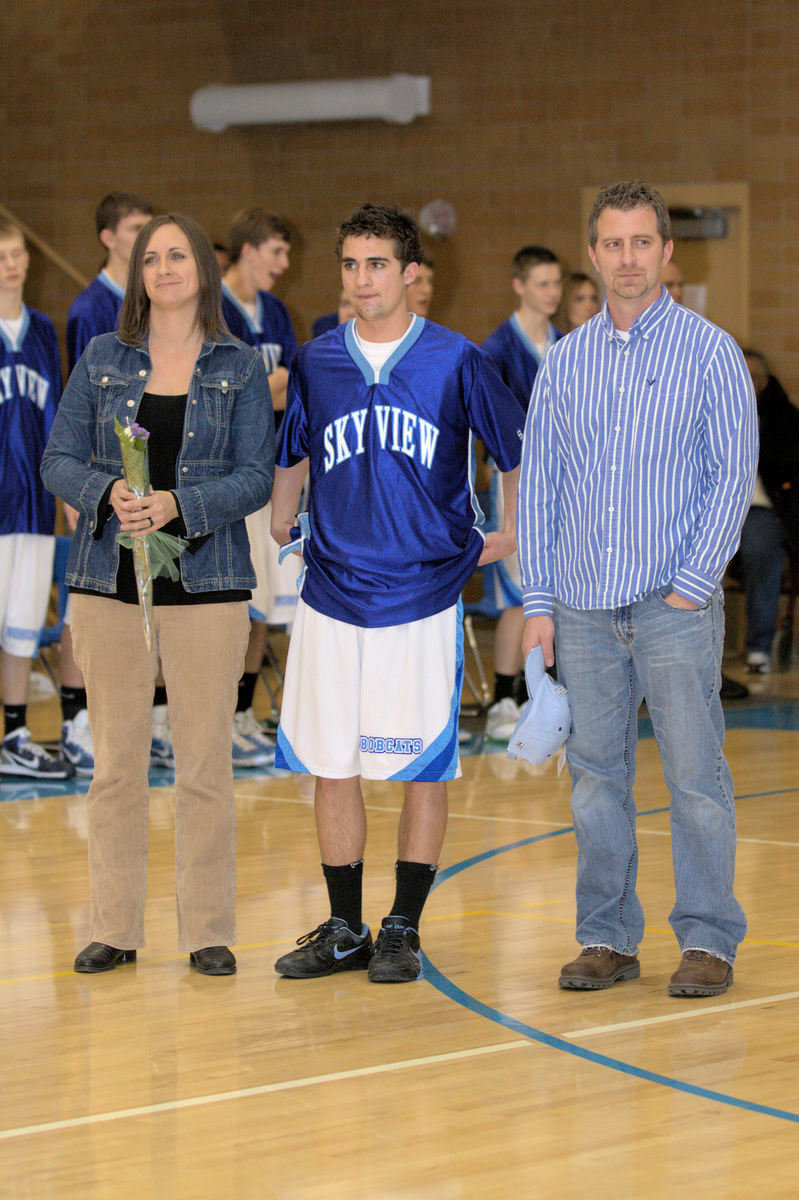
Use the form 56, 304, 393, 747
554, 588, 746, 963
739, 506, 786, 655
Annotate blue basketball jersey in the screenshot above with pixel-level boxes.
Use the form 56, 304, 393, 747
0, 307, 62, 535
277, 317, 524, 628
482, 315, 562, 411
221, 286, 299, 378
66, 272, 125, 374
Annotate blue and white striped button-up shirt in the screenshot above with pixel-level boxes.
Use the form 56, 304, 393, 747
518, 287, 758, 616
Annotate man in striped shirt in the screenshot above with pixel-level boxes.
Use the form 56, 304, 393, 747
518, 180, 757, 998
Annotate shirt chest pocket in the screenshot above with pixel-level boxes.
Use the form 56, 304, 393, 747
199, 377, 241, 428
637, 382, 692, 432
88, 370, 144, 467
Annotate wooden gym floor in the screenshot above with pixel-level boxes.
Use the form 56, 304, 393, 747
1, 629, 798, 1199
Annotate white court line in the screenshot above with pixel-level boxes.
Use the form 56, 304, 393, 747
250, 792, 798, 844
562, 989, 799, 1039
0, 1040, 527, 1142
238, 790, 571, 829
636, 828, 799, 848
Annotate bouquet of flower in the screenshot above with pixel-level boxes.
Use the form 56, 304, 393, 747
114, 417, 188, 650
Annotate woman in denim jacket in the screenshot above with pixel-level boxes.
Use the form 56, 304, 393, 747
41, 214, 274, 977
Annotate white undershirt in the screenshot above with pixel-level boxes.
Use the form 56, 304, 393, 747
353, 315, 416, 382
0, 314, 24, 350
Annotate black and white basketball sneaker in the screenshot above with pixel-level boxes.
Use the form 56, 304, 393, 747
368, 917, 423, 983
274, 918, 373, 978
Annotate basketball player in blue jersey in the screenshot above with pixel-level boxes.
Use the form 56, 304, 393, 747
221, 208, 301, 766
481, 245, 563, 743
0, 219, 73, 780
60, 193, 155, 776
66, 193, 154, 373
271, 204, 524, 983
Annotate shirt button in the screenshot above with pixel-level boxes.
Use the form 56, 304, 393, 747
126, 400, 134, 407
221, 380, 228, 388
188, 431, 194, 437
611, 465, 616, 472
182, 467, 188, 473
101, 375, 109, 383
138, 370, 147, 377
609, 506, 614, 513
194, 531, 200, 537
192, 399, 197, 405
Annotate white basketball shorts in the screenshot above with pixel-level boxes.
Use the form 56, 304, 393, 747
0, 533, 56, 657
246, 501, 301, 627
276, 597, 464, 781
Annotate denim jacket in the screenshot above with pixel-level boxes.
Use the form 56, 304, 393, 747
40, 332, 274, 594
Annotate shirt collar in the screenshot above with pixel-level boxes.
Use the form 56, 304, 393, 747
600, 284, 674, 342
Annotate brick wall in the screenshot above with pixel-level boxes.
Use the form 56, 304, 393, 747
3, 0, 798, 393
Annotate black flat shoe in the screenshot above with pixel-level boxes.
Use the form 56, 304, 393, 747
74, 941, 137, 973
189, 946, 236, 975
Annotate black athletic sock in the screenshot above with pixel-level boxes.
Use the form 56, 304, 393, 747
236, 671, 258, 713
153, 686, 168, 708
3, 704, 27, 738
493, 672, 516, 703
322, 860, 364, 934
60, 686, 88, 723
388, 860, 438, 931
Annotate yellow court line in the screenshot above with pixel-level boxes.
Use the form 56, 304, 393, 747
425, 910, 799, 950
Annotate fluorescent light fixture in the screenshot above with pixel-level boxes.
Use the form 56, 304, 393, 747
191, 74, 431, 131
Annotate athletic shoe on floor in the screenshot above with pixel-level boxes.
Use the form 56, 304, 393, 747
150, 704, 175, 769
368, 917, 423, 983
745, 651, 770, 675
719, 673, 749, 700
232, 707, 275, 768
274, 918, 373, 978
258, 713, 280, 736
0, 727, 75, 780
485, 697, 521, 741
61, 708, 94, 777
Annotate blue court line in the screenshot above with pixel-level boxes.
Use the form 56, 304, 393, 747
3, 699, 798, 802
423, 816, 799, 1125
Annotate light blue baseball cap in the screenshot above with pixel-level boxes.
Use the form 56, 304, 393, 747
507, 646, 571, 765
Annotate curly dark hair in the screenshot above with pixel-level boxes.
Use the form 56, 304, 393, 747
335, 203, 422, 269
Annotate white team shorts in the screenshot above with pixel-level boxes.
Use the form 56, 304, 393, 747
246, 501, 301, 627
0, 533, 56, 657
276, 597, 464, 781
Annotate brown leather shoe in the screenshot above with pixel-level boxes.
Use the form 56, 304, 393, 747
558, 945, 640, 990
668, 950, 733, 997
